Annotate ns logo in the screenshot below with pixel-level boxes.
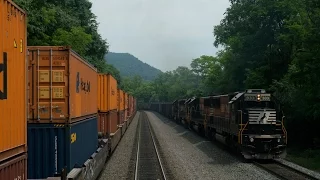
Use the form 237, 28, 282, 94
76, 72, 90, 93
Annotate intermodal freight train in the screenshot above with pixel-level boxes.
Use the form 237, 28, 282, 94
149, 89, 287, 160
0, 1, 137, 179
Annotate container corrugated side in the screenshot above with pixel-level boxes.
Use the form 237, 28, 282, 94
118, 89, 124, 111
0, 0, 27, 163
0, 154, 27, 180
98, 110, 118, 137
27, 46, 98, 123
118, 110, 125, 125
27, 116, 98, 179
107, 74, 117, 111
97, 74, 107, 112
97, 74, 117, 112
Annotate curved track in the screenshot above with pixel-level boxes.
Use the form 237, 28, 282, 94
254, 161, 319, 180
134, 112, 167, 180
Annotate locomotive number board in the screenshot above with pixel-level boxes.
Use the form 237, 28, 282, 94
244, 94, 271, 101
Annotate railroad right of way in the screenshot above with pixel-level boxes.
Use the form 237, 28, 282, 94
145, 111, 281, 180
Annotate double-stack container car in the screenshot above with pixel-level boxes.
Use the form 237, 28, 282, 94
0, 0, 28, 178
97, 73, 122, 152
1, 1, 138, 179
27, 46, 98, 179
97, 74, 118, 137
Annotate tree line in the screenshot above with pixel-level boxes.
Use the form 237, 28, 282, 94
121, 0, 320, 148
13, 0, 121, 82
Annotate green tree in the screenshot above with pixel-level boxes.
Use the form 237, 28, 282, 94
13, 0, 109, 73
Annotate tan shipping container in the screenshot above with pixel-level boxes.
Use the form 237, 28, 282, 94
97, 74, 117, 112
0, 0, 27, 162
0, 154, 27, 180
27, 46, 98, 123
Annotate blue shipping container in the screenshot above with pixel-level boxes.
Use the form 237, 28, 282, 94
27, 116, 98, 179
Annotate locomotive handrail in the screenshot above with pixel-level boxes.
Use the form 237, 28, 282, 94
237, 110, 244, 144
282, 116, 288, 143
239, 122, 248, 144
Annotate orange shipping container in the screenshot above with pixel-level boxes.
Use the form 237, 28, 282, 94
97, 74, 117, 112
27, 46, 98, 123
117, 89, 124, 111
0, 0, 27, 162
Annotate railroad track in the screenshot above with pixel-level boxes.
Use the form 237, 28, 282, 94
134, 112, 167, 180
254, 160, 319, 180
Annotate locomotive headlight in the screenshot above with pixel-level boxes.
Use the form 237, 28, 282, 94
257, 94, 261, 101
277, 138, 281, 143
250, 137, 254, 142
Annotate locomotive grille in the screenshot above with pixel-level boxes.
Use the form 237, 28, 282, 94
248, 109, 276, 124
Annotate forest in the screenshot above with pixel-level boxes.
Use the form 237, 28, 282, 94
13, 0, 319, 171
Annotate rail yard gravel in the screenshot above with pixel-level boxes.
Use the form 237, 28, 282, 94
145, 111, 281, 180
98, 112, 140, 180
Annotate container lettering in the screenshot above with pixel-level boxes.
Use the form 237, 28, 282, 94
111, 87, 115, 95
55, 136, 58, 174
76, 72, 90, 93
81, 78, 90, 93
14, 176, 22, 180
71, 133, 77, 143
0, 52, 8, 100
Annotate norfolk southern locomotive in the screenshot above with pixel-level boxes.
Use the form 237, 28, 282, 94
149, 89, 287, 160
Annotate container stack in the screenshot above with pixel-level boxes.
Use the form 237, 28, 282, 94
26, 46, 99, 179
97, 73, 118, 138
0, 0, 28, 178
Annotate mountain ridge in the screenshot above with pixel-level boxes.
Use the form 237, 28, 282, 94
105, 52, 163, 81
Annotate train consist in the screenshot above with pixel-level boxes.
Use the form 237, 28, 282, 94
0, 1, 137, 179
149, 89, 287, 160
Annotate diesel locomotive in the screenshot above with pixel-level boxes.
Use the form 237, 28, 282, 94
150, 89, 287, 160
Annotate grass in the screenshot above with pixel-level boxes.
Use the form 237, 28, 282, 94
286, 148, 320, 173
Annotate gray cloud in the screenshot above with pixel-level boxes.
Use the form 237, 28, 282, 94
91, 0, 230, 71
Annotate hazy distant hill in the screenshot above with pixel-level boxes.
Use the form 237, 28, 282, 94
105, 52, 162, 81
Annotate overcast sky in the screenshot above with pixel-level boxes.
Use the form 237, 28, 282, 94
91, 0, 230, 72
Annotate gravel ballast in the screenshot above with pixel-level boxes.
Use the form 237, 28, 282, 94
98, 112, 140, 180
145, 111, 280, 180
275, 158, 320, 179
